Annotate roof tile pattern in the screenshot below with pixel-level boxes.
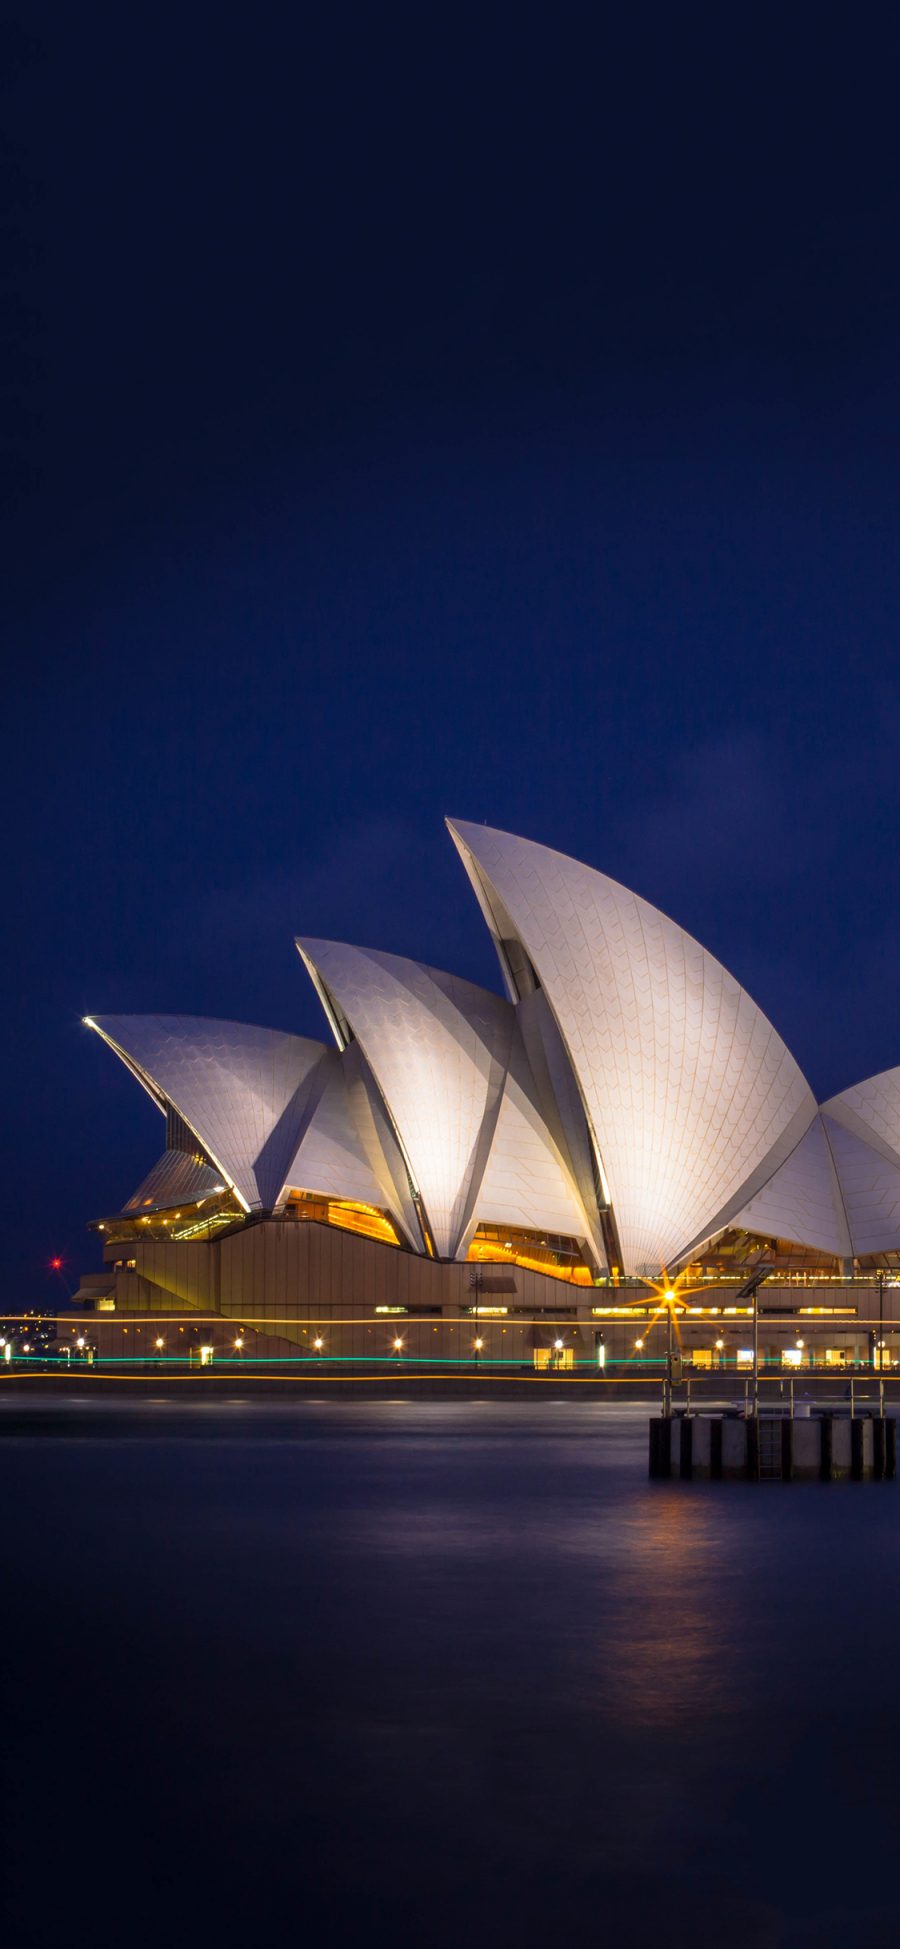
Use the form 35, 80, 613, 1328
448, 821, 817, 1274
727, 1115, 852, 1260
89, 1016, 327, 1211
124, 1149, 227, 1214
514, 989, 606, 1259
473, 1026, 599, 1247
296, 943, 514, 1258
283, 1050, 410, 1223
822, 1069, 900, 1257
821, 1116, 900, 1258
340, 1043, 427, 1249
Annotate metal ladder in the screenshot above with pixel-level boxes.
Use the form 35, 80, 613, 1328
758, 1417, 783, 1481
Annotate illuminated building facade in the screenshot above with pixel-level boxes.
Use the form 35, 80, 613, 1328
79, 822, 900, 1369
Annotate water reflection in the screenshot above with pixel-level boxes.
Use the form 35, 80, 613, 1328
2, 1399, 900, 1949
602, 1491, 739, 1727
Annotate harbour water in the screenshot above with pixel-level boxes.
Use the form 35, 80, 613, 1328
2, 1396, 898, 1948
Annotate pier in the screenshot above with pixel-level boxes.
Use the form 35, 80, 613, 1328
649, 1409, 897, 1481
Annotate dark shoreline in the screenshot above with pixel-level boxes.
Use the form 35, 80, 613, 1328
0, 1373, 891, 1406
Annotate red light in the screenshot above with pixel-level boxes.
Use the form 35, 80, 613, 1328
50, 1258, 62, 1271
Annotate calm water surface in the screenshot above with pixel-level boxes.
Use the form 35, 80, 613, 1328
2, 1396, 898, 1948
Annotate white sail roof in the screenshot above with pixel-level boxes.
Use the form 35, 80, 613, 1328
820, 1068, 900, 1257
447, 820, 817, 1275
85, 1015, 328, 1211
87, 825, 900, 1275
280, 1046, 419, 1244
472, 1021, 602, 1253
726, 1115, 852, 1260
296, 941, 516, 1259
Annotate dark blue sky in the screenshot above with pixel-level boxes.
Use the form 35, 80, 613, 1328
4, 4, 900, 1299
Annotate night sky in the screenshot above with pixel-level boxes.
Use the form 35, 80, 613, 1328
4, 5, 900, 1302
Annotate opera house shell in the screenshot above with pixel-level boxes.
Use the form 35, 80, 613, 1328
82, 822, 900, 1337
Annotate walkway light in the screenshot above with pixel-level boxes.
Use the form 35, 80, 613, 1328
393, 1337, 404, 1352
234, 1336, 245, 1350
634, 1337, 644, 1351
313, 1336, 324, 1352
155, 1337, 164, 1351
473, 1336, 484, 1352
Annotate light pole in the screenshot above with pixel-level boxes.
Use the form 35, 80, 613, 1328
752, 1283, 759, 1418
468, 1263, 481, 1350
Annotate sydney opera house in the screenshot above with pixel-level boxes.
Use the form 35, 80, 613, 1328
80, 821, 900, 1370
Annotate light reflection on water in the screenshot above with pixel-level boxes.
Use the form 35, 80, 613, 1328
2, 1396, 900, 1949
597, 1494, 741, 1729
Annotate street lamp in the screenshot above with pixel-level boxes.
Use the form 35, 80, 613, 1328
393, 1337, 404, 1355
313, 1336, 324, 1354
